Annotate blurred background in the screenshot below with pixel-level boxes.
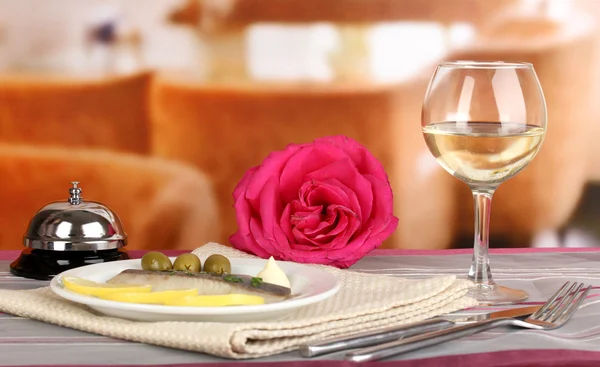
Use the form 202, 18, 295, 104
0, 0, 599, 251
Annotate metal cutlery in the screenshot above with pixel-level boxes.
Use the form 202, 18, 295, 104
299, 305, 541, 357
345, 281, 591, 363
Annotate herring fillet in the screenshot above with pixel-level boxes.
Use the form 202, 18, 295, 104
106, 269, 291, 303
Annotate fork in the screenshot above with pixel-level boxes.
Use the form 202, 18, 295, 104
346, 281, 592, 363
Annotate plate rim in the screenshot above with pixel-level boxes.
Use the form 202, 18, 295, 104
50, 257, 340, 316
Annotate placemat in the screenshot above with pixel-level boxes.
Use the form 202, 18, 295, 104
0, 243, 477, 359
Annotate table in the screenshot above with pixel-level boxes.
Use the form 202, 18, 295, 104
2, 248, 600, 366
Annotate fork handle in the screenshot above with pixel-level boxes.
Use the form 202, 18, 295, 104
345, 318, 513, 363
299, 318, 455, 357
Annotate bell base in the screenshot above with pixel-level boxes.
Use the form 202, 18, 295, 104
10, 248, 131, 281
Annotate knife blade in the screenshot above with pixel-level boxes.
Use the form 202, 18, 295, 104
441, 305, 542, 323
299, 305, 540, 358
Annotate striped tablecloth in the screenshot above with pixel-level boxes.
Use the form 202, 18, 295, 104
2, 248, 600, 366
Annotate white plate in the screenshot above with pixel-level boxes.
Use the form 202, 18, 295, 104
50, 257, 340, 322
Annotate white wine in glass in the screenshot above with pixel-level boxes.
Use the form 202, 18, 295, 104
422, 61, 547, 305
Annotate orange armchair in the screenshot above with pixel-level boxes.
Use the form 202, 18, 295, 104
0, 144, 219, 251
149, 75, 457, 250
0, 72, 152, 154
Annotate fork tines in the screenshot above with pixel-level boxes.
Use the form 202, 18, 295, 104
532, 281, 591, 324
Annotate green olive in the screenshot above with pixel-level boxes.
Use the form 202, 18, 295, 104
203, 254, 231, 275
173, 253, 201, 273
141, 251, 173, 271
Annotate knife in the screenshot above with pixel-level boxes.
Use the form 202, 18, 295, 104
299, 305, 540, 358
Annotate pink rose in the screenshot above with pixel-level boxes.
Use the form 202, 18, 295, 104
229, 136, 399, 268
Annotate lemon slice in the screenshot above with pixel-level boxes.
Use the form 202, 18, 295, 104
62, 276, 152, 297
99, 289, 198, 304
165, 294, 265, 307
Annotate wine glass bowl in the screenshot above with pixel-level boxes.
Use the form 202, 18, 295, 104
421, 61, 547, 305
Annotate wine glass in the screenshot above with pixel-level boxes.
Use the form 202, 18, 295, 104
421, 61, 547, 305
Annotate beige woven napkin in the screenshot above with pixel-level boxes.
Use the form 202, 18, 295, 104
0, 243, 477, 359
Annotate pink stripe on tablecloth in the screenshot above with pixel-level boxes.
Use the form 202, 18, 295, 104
2, 246, 600, 261
370, 246, 600, 256
0, 250, 186, 261
4, 349, 600, 367
0, 251, 21, 261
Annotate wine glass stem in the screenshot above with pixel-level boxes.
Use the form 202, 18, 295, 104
467, 189, 496, 290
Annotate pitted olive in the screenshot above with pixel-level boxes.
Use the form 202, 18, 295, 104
141, 251, 173, 271
203, 254, 231, 275
173, 253, 202, 272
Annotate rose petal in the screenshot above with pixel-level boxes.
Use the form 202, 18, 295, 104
283, 247, 336, 261
290, 230, 315, 247
305, 205, 349, 240
232, 166, 258, 201
232, 191, 253, 236
363, 173, 397, 235
259, 176, 282, 241
326, 212, 398, 267
249, 217, 281, 258
244, 142, 306, 208
287, 243, 322, 252
295, 181, 356, 227
324, 229, 372, 261
303, 214, 338, 237
279, 203, 295, 241
342, 219, 398, 265
314, 135, 389, 182
307, 157, 373, 222
291, 209, 322, 230
365, 218, 399, 248
318, 178, 362, 223
272, 225, 292, 253
283, 234, 366, 266
279, 145, 348, 203
305, 183, 348, 208
318, 207, 361, 250
229, 231, 254, 254
291, 205, 360, 251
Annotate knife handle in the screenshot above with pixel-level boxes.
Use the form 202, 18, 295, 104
299, 318, 454, 358
345, 318, 514, 363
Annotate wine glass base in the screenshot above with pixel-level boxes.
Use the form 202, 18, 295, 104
467, 283, 529, 306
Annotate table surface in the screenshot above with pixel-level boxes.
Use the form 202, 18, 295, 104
2, 247, 600, 367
